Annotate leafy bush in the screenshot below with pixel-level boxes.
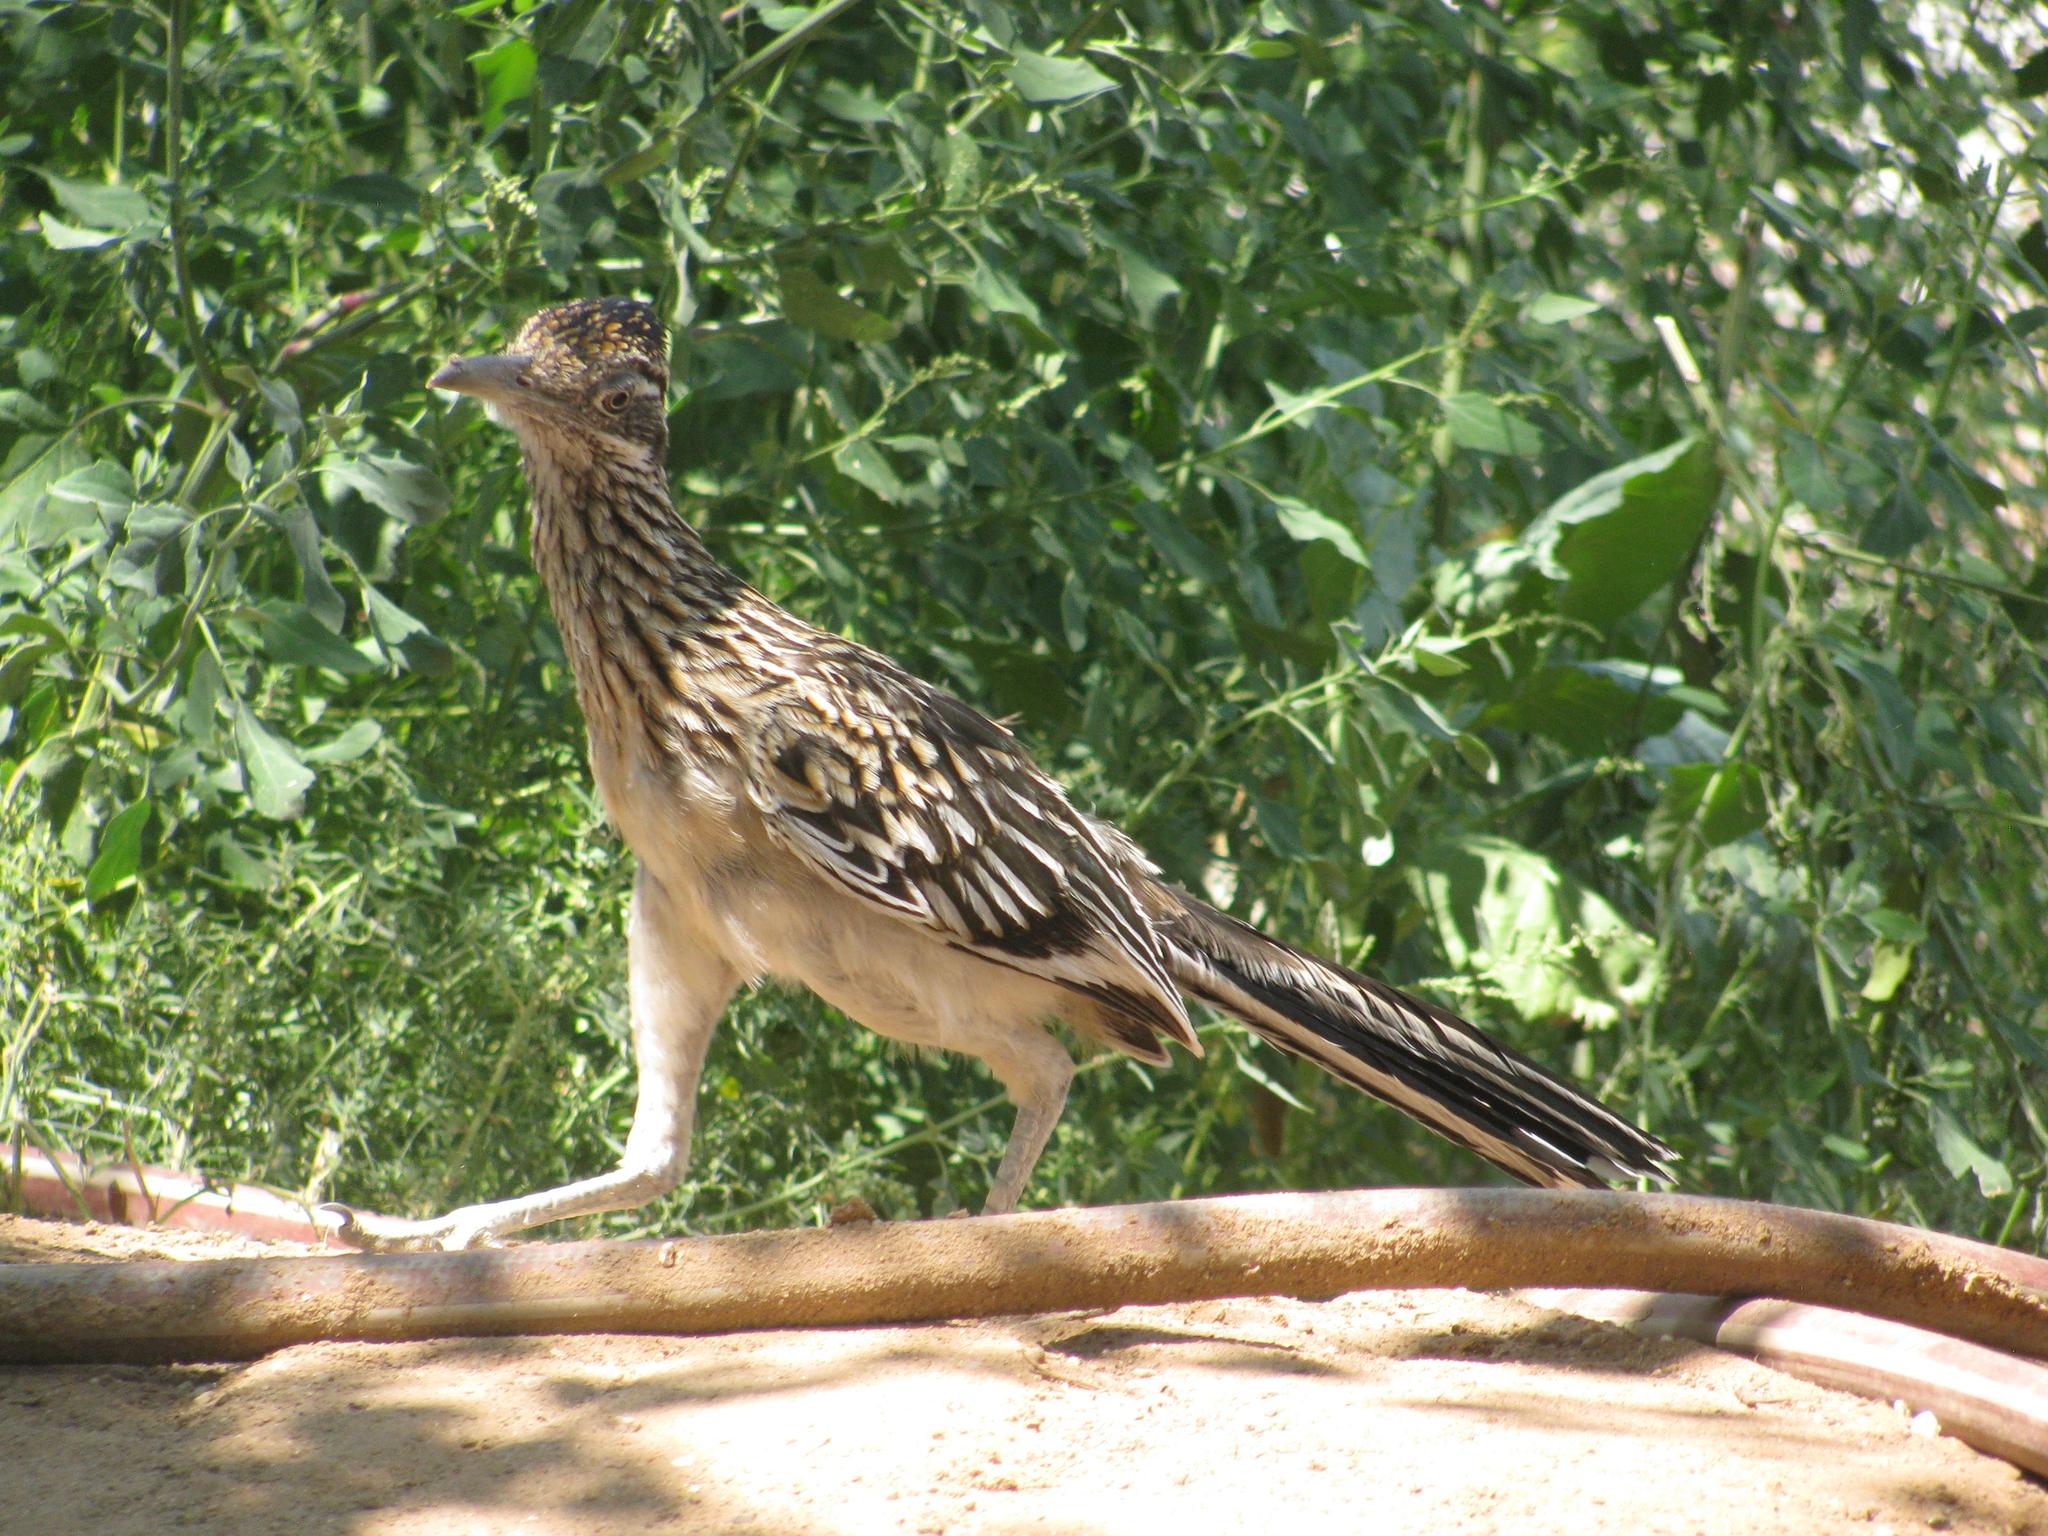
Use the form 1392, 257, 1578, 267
3, 0, 2043, 1247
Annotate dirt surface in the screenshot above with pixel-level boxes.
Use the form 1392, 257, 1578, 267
1, 1213, 2042, 1535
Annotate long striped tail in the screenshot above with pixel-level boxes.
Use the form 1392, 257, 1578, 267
1160, 891, 1675, 1188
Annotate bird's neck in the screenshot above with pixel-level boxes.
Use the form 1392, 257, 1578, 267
520, 440, 762, 755
524, 446, 743, 616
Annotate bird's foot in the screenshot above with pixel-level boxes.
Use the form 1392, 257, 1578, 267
827, 1195, 878, 1226
314, 1202, 501, 1253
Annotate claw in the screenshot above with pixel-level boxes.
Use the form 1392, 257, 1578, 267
312, 1202, 372, 1248
314, 1202, 463, 1253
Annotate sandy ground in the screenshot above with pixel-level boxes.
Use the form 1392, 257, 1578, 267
0, 1213, 2042, 1535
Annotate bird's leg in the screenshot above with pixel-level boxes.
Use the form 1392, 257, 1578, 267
976, 1029, 1076, 1216
322, 869, 737, 1252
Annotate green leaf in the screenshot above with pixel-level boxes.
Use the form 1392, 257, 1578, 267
0, 436, 91, 542
1519, 436, 1720, 629
1128, 499, 1228, 584
536, 50, 601, 102
1442, 394, 1545, 456
1058, 569, 1090, 650
1412, 833, 1661, 1026
1011, 50, 1117, 103
319, 453, 450, 526
1253, 795, 1311, 858
1232, 1044, 1310, 1111
300, 719, 384, 764
1782, 433, 1843, 513
38, 213, 123, 250
1102, 234, 1182, 326
1644, 760, 1768, 872
257, 377, 303, 436
0, 613, 71, 647
939, 130, 984, 203
207, 832, 277, 893
364, 585, 454, 675
1523, 293, 1601, 325
1860, 907, 1929, 945
47, 460, 135, 525
1452, 732, 1499, 782
313, 172, 421, 216
833, 440, 905, 502
273, 495, 346, 630
1272, 497, 1367, 565
1927, 1103, 2012, 1198
36, 171, 159, 229
0, 390, 60, 430
961, 258, 1044, 328
22, 460, 133, 547
1409, 635, 1470, 677
1859, 486, 1931, 559
85, 798, 153, 901
818, 80, 895, 124
1860, 941, 1913, 1004
1488, 659, 1686, 755
364, 585, 424, 646
1363, 678, 1461, 745
257, 602, 377, 674
472, 37, 537, 130
778, 267, 897, 342
232, 701, 315, 819
533, 168, 613, 269
1822, 1133, 1873, 1166
1838, 654, 1917, 779
107, 503, 198, 594
2015, 47, 2048, 96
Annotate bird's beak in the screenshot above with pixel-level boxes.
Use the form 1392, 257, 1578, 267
429, 351, 533, 404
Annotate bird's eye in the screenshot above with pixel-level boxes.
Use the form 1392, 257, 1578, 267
601, 388, 631, 414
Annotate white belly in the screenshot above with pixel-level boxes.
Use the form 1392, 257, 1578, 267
590, 726, 1072, 1058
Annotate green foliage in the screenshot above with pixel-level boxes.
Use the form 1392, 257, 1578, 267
2, 0, 2044, 1247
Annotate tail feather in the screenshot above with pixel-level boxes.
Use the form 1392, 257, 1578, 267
1160, 891, 1675, 1189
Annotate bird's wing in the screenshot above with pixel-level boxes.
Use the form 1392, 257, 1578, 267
738, 643, 1196, 1052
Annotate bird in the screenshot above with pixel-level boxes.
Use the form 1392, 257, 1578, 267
320, 296, 1674, 1251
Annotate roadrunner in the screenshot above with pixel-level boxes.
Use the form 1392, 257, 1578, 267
325, 297, 1673, 1250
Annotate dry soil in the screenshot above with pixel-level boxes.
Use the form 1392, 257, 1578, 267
1, 1213, 2042, 1535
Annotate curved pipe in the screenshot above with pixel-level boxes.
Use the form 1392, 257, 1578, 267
2, 1189, 2044, 1367
5, 1141, 323, 1244
1526, 1288, 2048, 1477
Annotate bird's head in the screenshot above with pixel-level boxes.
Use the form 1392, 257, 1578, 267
431, 297, 670, 464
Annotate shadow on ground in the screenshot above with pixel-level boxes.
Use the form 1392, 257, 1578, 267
0, 1215, 2037, 1536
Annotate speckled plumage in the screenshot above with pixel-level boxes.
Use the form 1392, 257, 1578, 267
323, 298, 1674, 1251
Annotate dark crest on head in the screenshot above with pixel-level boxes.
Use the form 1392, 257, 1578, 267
513, 298, 670, 447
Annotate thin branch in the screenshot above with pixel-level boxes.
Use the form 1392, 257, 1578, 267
166, 0, 228, 406
602, 0, 873, 186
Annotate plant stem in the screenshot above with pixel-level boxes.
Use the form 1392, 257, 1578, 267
602, 0, 873, 185
1430, 6, 1493, 475
166, 0, 228, 406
